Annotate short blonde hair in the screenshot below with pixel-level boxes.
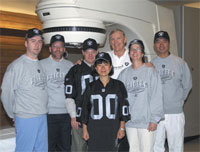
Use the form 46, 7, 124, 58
109, 29, 126, 40
109, 29, 126, 50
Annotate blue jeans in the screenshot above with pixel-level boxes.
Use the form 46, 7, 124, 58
15, 114, 48, 152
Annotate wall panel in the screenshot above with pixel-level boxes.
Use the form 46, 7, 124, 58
183, 7, 200, 137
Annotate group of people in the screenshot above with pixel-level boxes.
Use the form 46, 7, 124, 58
1, 27, 192, 152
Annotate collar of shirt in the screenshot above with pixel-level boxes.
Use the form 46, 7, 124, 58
113, 48, 128, 59
50, 55, 63, 62
83, 60, 93, 67
25, 54, 38, 61
111, 48, 129, 64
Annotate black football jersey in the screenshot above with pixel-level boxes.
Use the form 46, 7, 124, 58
81, 78, 130, 151
64, 61, 98, 120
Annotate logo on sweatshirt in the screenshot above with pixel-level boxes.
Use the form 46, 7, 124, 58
32, 71, 46, 89
158, 65, 175, 84
56, 68, 60, 72
125, 62, 129, 66
47, 70, 66, 88
126, 77, 148, 97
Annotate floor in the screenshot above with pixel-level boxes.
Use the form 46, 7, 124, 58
164, 137, 200, 152
184, 137, 200, 152
0, 127, 199, 152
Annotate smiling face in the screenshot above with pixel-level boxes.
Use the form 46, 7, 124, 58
154, 38, 170, 58
50, 41, 66, 61
109, 30, 126, 53
25, 35, 43, 59
129, 43, 144, 62
95, 61, 112, 77
82, 49, 98, 65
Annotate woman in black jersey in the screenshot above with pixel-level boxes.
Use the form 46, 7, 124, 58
81, 52, 130, 152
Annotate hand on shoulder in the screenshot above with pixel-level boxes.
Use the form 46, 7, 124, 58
74, 59, 83, 65
145, 62, 154, 68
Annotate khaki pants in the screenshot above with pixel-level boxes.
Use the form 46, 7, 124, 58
71, 127, 87, 152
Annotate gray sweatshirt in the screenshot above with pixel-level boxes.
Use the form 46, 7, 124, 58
118, 65, 164, 129
151, 54, 192, 114
40, 56, 73, 114
1, 55, 48, 118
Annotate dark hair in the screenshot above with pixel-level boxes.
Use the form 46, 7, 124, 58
94, 59, 114, 76
63, 52, 68, 59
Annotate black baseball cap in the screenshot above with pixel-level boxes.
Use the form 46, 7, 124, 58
50, 34, 65, 46
82, 38, 98, 51
154, 31, 170, 43
95, 52, 112, 65
25, 28, 43, 39
94, 52, 114, 76
128, 39, 145, 53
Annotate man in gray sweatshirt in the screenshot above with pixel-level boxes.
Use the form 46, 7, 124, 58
40, 34, 73, 152
152, 31, 192, 152
1, 28, 48, 152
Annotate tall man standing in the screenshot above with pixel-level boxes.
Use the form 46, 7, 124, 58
152, 31, 192, 152
108, 29, 131, 79
107, 29, 137, 151
65, 38, 99, 152
1, 28, 48, 152
40, 34, 73, 152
